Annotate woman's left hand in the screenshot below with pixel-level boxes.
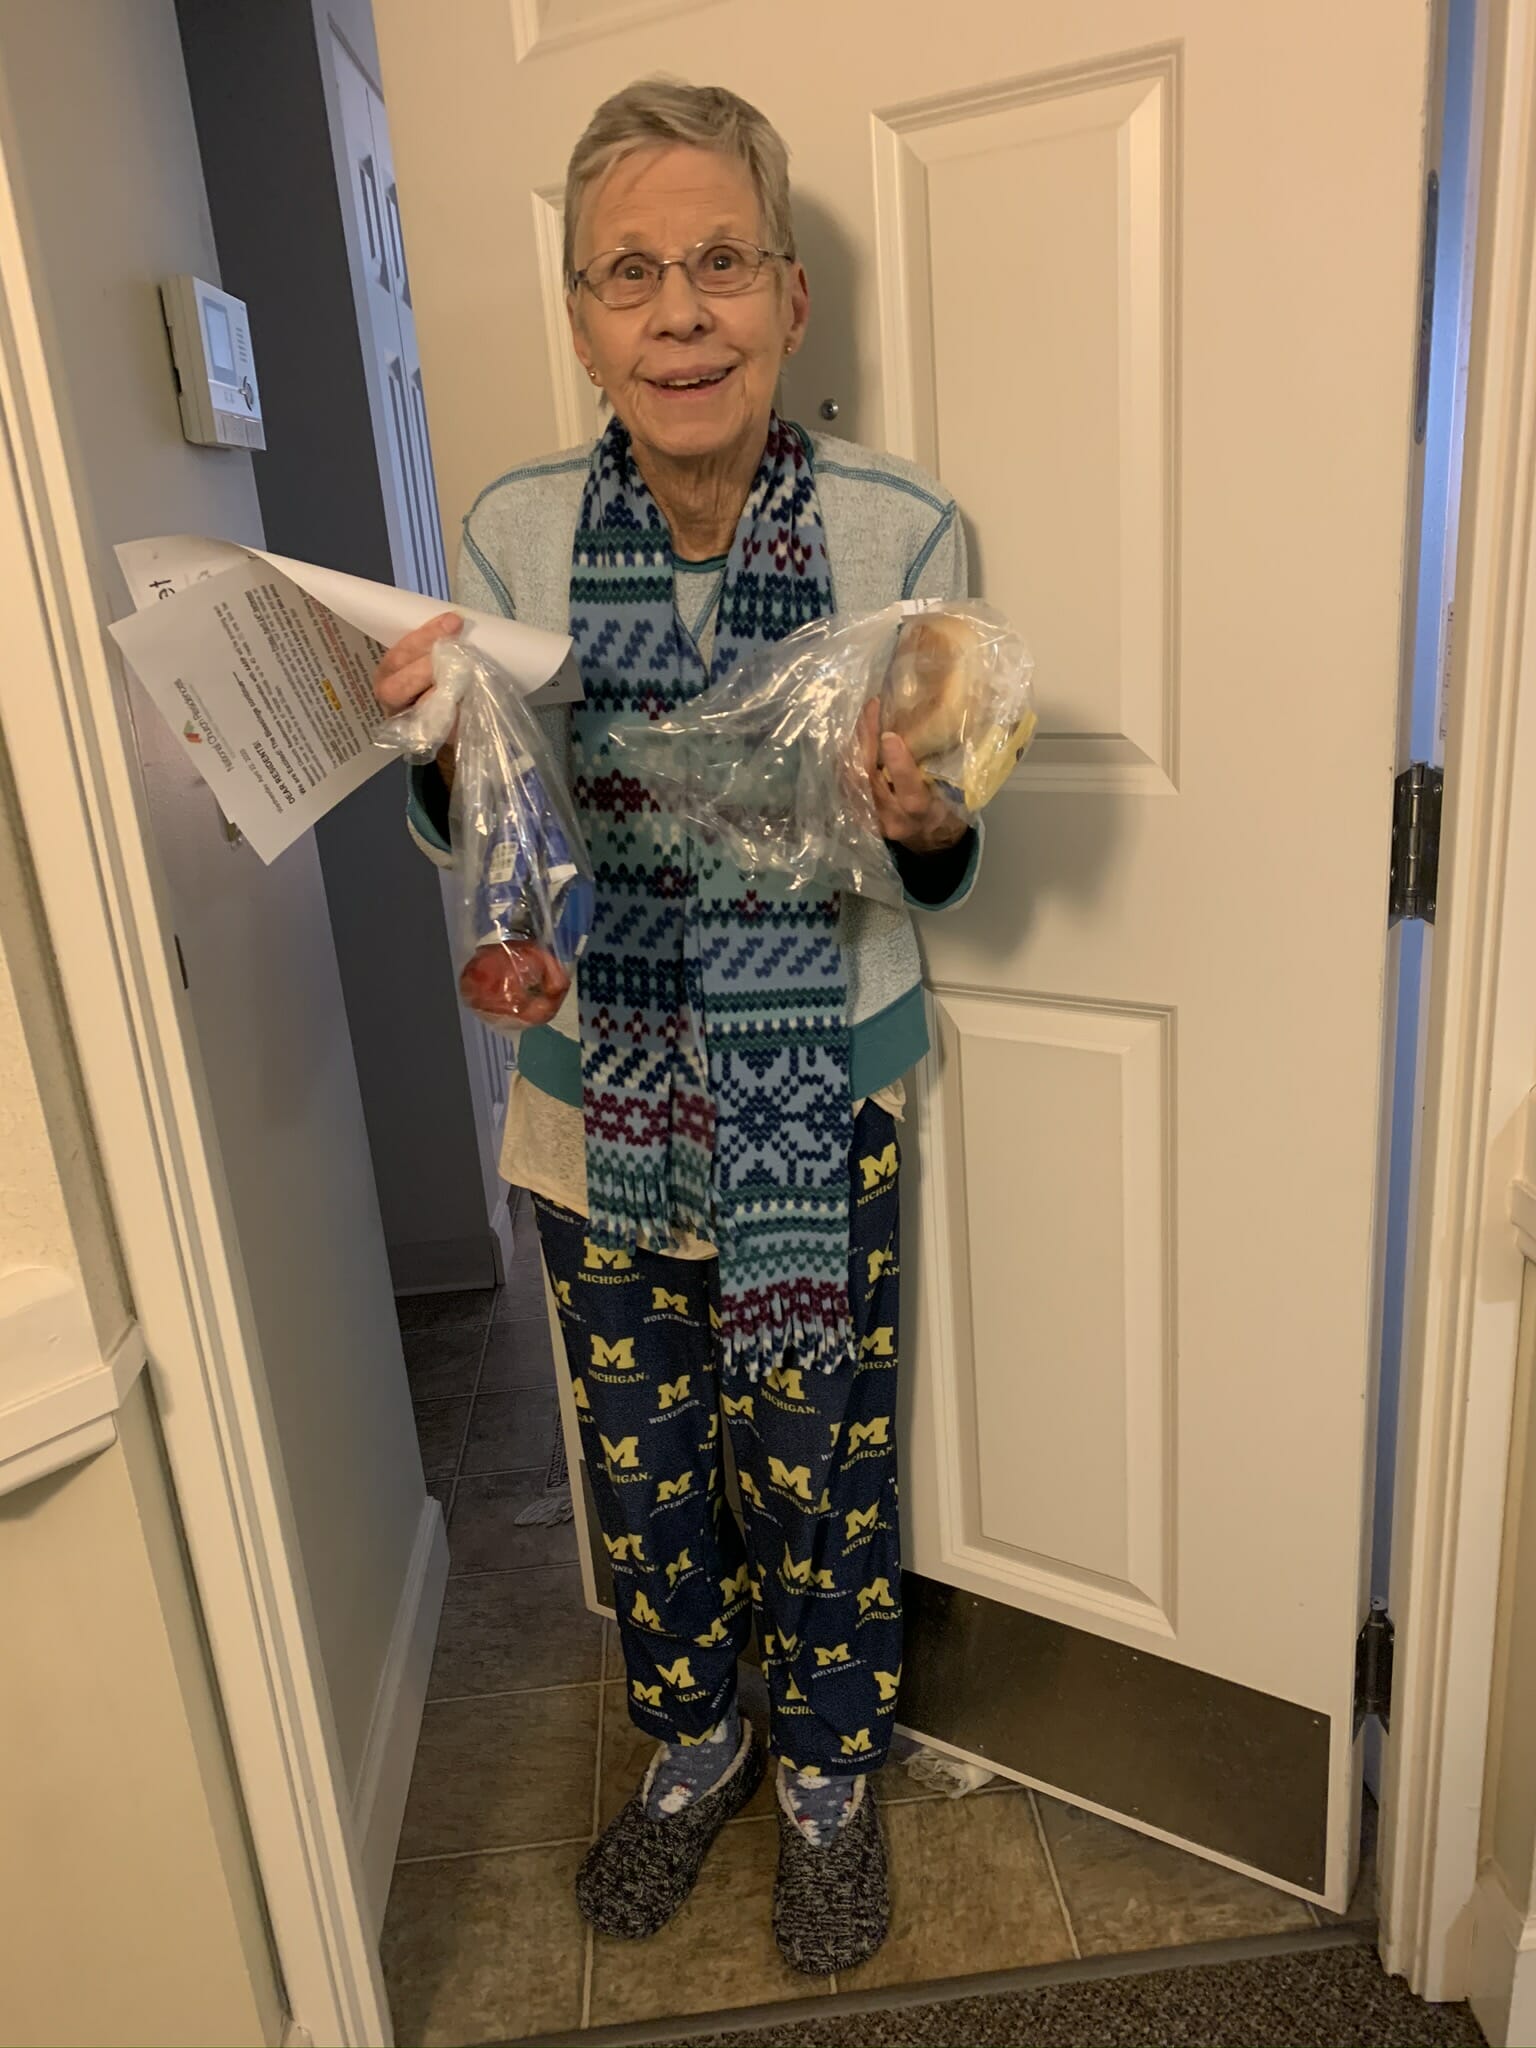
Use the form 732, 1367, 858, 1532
856, 700, 969, 854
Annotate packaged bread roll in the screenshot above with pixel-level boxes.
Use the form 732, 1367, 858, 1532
881, 607, 1038, 813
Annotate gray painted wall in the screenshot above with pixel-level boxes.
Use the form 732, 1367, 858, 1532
176, 0, 499, 1288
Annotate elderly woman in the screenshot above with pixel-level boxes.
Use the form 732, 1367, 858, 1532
375, 79, 981, 1973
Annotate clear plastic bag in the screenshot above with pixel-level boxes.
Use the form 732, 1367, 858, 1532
375, 639, 594, 1034
607, 600, 1035, 906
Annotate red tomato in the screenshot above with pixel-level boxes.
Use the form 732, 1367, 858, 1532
458, 941, 570, 1028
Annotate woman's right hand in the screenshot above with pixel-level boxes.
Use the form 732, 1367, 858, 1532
373, 610, 464, 784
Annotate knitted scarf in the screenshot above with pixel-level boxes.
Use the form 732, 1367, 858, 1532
569, 413, 854, 1379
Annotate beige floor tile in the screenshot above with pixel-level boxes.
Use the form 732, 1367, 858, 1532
415, 1398, 472, 1483
398, 1685, 599, 1859
587, 1817, 830, 2024
1036, 1794, 1317, 1955
403, 1324, 487, 1403
479, 1317, 557, 1389
449, 1472, 580, 1574
461, 1388, 559, 1476
382, 1841, 586, 2046
841, 1790, 1074, 1991
429, 1566, 603, 1701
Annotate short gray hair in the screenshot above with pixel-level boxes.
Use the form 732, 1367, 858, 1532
563, 78, 794, 283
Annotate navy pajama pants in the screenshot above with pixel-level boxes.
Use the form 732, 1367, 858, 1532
533, 1101, 904, 1776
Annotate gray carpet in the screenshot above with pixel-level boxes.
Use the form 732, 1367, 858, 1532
649, 1946, 1486, 2048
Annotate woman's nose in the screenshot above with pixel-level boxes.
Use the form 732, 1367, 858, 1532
647, 263, 712, 340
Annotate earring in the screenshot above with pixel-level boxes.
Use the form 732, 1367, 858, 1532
587, 367, 599, 384
784, 342, 795, 357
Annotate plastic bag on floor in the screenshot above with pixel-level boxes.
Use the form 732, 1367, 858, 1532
905, 1746, 997, 1797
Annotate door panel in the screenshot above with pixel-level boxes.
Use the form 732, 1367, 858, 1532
931, 991, 1174, 1627
874, 54, 1175, 795
374, 0, 1433, 1906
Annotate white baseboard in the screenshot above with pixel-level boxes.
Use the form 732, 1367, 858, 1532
1468, 1864, 1536, 2047
352, 1494, 449, 1934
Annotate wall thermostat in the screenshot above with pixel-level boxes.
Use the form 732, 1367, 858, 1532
160, 275, 266, 451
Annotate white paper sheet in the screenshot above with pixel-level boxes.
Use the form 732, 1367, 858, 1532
108, 535, 579, 864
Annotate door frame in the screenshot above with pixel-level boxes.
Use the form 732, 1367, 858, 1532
1383, 0, 1536, 2005
0, 3, 1530, 2040
0, 79, 391, 2048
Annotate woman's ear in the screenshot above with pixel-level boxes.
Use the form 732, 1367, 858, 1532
785, 261, 811, 354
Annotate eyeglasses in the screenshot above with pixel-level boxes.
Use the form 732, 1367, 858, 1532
571, 236, 792, 310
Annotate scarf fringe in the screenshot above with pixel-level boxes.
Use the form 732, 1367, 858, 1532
714, 1286, 858, 1383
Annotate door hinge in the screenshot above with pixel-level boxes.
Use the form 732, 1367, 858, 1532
1390, 762, 1443, 924
1354, 1602, 1395, 1733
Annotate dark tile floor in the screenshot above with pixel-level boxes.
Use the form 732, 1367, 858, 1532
383, 1192, 1375, 2046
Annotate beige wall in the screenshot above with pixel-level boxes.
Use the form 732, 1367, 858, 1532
0, 0, 426, 1797
0, 0, 393, 2038
0, 1388, 282, 2047
1483, 1270, 1536, 1918
1, 755, 279, 2043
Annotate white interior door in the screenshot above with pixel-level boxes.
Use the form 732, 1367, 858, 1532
377, 0, 1433, 1911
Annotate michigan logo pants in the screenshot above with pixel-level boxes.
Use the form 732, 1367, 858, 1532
532, 1101, 903, 1776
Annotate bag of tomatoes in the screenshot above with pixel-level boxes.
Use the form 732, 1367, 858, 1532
377, 638, 593, 1033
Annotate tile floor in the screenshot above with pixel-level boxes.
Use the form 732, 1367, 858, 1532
383, 1193, 1375, 2046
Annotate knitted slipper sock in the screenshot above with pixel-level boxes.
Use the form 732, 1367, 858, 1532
643, 1703, 743, 1819
780, 1760, 861, 1846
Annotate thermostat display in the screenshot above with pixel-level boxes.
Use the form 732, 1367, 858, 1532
160, 275, 266, 451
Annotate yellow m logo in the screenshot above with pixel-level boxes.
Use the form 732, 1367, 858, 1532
708, 1303, 722, 1330
765, 1364, 805, 1403
632, 1590, 662, 1629
632, 1680, 661, 1707
600, 1433, 640, 1471
658, 1375, 691, 1410
875, 1666, 902, 1703
784, 1672, 806, 1701
859, 1143, 898, 1192
848, 1416, 891, 1452
738, 1471, 764, 1508
705, 1413, 720, 1441
657, 1656, 695, 1689
571, 1376, 590, 1411
665, 1548, 692, 1587
584, 1239, 632, 1270
846, 1503, 879, 1540
768, 1457, 813, 1501
841, 1727, 874, 1755
553, 1277, 573, 1306
860, 1328, 896, 1360
722, 1392, 755, 1420
695, 1616, 729, 1646
652, 1287, 688, 1314
592, 1334, 637, 1371
866, 1247, 893, 1287
720, 1563, 749, 1602
815, 1643, 851, 1667
858, 1578, 897, 1614
781, 1547, 834, 1591
657, 1472, 693, 1501
603, 1532, 645, 1563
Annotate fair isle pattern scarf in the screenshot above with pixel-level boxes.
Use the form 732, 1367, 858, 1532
569, 413, 855, 1379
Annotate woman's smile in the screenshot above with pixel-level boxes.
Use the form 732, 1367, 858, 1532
645, 362, 739, 398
